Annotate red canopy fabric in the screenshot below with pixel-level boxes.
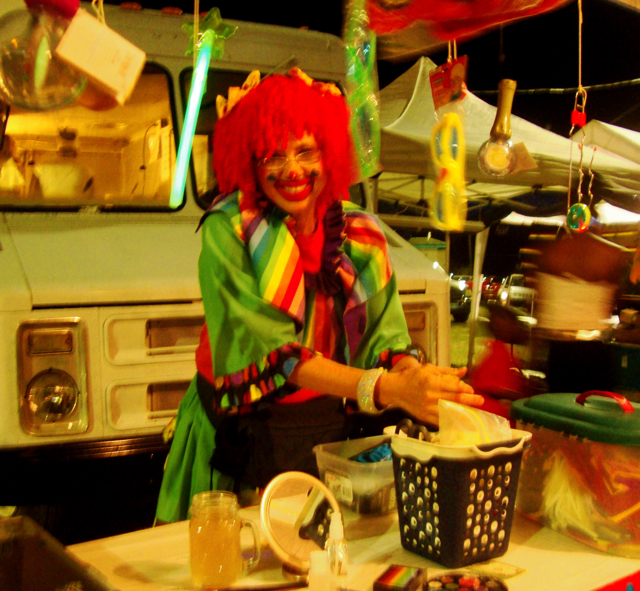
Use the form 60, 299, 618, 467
24, 0, 79, 19
367, 0, 572, 39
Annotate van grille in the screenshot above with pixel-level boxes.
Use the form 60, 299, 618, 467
145, 316, 204, 355
148, 380, 191, 416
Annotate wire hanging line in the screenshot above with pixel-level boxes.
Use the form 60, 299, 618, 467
447, 40, 458, 63
565, 0, 586, 212
193, 0, 200, 70
472, 77, 640, 96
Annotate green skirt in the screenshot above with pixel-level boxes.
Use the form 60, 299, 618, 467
155, 376, 234, 523
155, 376, 350, 523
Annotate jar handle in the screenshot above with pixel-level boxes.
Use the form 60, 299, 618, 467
575, 390, 635, 413
241, 518, 261, 573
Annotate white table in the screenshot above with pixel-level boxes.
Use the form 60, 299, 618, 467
68, 508, 640, 591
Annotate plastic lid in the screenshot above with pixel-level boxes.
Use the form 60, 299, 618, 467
511, 392, 640, 445
329, 511, 344, 539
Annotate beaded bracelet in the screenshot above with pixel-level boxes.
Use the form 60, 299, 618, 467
357, 367, 387, 414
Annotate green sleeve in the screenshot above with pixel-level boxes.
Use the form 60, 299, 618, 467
199, 211, 298, 377
352, 272, 413, 369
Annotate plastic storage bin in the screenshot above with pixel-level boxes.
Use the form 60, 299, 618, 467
391, 430, 530, 568
511, 390, 640, 559
313, 435, 396, 514
0, 515, 115, 591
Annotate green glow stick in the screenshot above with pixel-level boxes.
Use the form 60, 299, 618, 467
343, 0, 380, 179
169, 30, 213, 209
169, 9, 236, 209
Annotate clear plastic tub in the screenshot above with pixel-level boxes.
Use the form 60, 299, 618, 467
512, 391, 640, 559
0, 515, 115, 591
313, 435, 396, 514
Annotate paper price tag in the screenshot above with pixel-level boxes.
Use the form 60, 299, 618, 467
429, 56, 468, 111
55, 9, 146, 105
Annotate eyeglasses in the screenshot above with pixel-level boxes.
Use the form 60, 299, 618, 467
257, 149, 322, 170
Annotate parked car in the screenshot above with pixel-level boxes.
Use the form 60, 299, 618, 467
450, 276, 472, 322
498, 273, 535, 312
482, 275, 503, 303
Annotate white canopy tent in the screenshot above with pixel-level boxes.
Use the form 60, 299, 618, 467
576, 119, 640, 166
374, 57, 640, 366
376, 56, 640, 222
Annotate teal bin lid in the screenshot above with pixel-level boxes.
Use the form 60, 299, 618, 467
511, 391, 640, 445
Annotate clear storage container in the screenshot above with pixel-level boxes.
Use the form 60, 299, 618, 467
512, 391, 640, 559
313, 435, 396, 515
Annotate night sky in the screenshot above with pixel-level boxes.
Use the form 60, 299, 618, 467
104, 0, 640, 133
102, 0, 640, 276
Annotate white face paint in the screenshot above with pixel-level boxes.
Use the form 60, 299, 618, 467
256, 132, 327, 233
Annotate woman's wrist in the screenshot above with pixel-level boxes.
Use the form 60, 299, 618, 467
375, 370, 394, 409
391, 354, 421, 372
357, 368, 387, 414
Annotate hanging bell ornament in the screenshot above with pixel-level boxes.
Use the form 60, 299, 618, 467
478, 79, 518, 177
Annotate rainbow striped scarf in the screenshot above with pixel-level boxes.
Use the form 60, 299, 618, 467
212, 192, 393, 332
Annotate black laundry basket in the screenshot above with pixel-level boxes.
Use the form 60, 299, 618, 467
391, 431, 530, 568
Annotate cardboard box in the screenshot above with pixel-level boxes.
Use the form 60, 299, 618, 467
54, 9, 146, 105
314, 435, 396, 514
0, 516, 115, 591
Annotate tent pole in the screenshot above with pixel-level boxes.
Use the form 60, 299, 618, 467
371, 177, 379, 213
467, 227, 490, 369
445, 232, 450, 275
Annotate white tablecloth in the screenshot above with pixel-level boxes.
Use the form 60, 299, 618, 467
68, 508, 640, 591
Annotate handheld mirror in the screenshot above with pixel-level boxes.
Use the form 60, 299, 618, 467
259, 471, 341, 582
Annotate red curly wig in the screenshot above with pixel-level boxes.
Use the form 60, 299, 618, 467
213, 72, 357, 206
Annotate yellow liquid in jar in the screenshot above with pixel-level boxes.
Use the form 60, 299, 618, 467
190, 510, 242, 588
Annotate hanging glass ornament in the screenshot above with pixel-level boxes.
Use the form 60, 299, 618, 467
0, 8, 85, 110
567, 202, 591, 232
478, 79, 517, 177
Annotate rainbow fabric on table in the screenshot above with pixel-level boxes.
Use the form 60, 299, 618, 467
373, 565, 428, 591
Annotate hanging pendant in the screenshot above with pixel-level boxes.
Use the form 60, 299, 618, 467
567, 202, 591, 232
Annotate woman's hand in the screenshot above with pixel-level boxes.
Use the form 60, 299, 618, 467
379, 362, 484, 426
289, 354, 482, 426
390, 355, 468, 378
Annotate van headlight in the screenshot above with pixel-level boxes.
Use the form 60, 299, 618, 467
26, 369, 78, 422
17, 317, 88, 435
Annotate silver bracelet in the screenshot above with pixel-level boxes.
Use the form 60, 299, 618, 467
357, 368, 386, 414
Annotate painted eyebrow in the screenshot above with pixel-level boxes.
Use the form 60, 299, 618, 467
268, 144, 317, 157
295, 143, 318, 152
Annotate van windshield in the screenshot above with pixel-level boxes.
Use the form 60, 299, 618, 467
181, 68, 365, 211
179, 68, 247, 211
0, 64, 177, 211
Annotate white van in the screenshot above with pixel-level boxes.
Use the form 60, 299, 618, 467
0, 1, 449, 531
